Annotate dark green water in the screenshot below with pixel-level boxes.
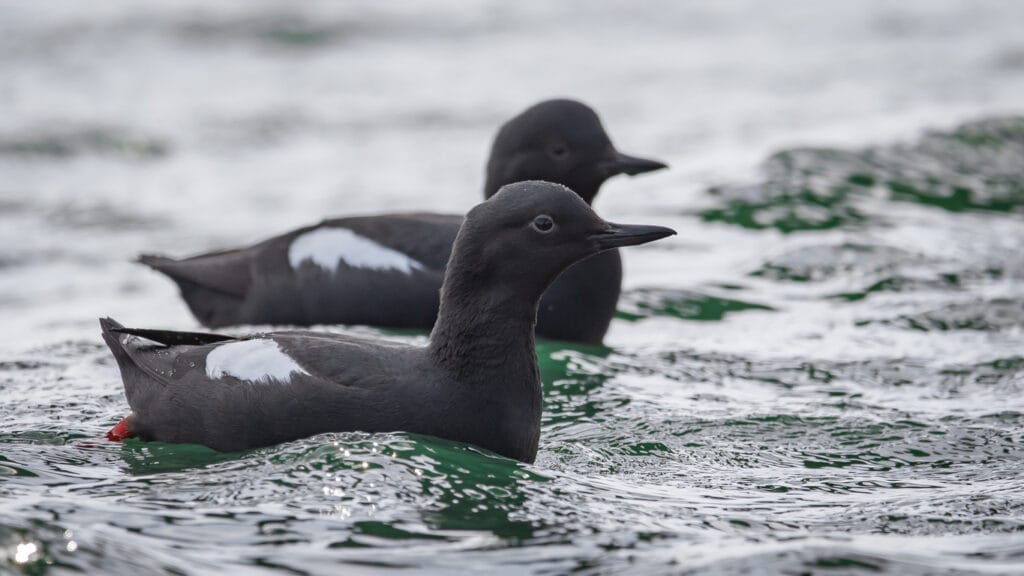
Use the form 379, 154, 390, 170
3, 115, 1023, 574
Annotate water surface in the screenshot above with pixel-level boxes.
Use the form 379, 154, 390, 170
2, 1, 1023, 573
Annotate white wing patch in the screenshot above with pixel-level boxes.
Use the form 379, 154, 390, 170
205, 339, 308, 385
288, 227, 424, 274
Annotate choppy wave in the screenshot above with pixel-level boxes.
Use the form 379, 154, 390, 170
702, 117, 1024, 232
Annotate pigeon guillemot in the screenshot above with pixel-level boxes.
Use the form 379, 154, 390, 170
140, 99, 667, 343
103, 181, 675, 462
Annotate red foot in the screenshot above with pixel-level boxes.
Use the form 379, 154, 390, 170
106, 418, 135, 442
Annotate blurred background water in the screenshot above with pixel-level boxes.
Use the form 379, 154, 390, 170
1, 1, 1023, 574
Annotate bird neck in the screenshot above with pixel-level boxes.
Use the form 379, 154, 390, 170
426, 236, 546, 464
428, 275, 541, 381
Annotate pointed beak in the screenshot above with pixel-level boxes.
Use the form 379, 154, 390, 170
590, 222, 676, 250
604, 151, 669, 176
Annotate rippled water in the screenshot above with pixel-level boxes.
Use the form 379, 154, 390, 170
2, 1, 1024, 574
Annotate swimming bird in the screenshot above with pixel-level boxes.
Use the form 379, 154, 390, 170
103, 181, 675, 462
140, 99, 667, 344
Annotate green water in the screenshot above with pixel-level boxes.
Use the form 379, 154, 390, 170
702, 117, 1024, 232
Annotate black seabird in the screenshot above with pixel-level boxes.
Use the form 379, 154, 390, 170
140, 99, 667, 343
104, 181, 675, 462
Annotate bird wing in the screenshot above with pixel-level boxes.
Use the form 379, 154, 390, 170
101, 318, 415, 451
110, 326, 236, 346
318, 213, 462, 270
102, 318, 401, 392
139, 214, 462, 328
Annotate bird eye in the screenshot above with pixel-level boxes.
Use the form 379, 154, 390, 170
548, 143, 569, 159
532, 215, 554, 233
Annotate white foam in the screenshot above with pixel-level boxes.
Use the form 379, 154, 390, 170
288, 227, 424, 274
205, 339, 308, 385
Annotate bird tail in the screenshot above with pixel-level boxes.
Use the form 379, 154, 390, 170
136, 253, 248, 328
98, 317, 137, 442
137, 253, 175, 270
